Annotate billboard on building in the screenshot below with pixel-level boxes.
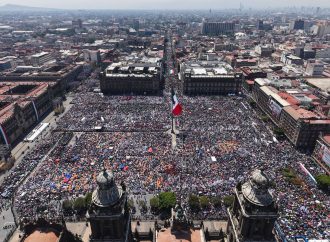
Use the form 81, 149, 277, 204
318, 144, 330, 168
269, 99, 282, 118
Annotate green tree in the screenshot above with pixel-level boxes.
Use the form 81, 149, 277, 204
274, 127, 284, 137
150, 197, 160, 212
261, 115, 269, 122
188, 194, 200, 212
315, 174, 330, 191
200, 196, 210, 209
223, 195, 235, 207
159, 192, 176, 211
85, 192, 92, 206
73, 197, 86, 211
210, 196, 222, 208
282, 168, 296, 179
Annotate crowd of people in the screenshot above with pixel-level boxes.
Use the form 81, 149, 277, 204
0, 131, 65, 222
9, 41, 330, 241
11, 91, 329, 240
56, 94, 171, 132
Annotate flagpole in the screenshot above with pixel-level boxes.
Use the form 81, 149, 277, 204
171, 114, 175, 134
171, 87, 175, 134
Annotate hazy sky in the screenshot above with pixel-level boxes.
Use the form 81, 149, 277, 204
1, 0, 330, 10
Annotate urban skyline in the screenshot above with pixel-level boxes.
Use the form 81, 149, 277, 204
0, 0, 330, 10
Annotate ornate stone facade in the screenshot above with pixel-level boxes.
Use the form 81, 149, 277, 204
227, 169, 278, 242
87, 169, 132, 242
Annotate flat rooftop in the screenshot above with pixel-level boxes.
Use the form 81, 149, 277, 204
157, 228, 202, 242
305, 78, 330, 91
0, 64, 81, 79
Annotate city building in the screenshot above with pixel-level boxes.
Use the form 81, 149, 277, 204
257, 20, 264, 30
227, 169, 278, 242
241, 67, 267, 80
290, 19, 305, 30
201, 21, 235, 36
312, 135, 330, 175
255, 45, 274, 58
313, 21, 330, 37
0, 81, 56, 147
305, 78, 330, 104
84, 50, 101, 64
72, 19, 83, 29
253, 78, 330, 148
0, 64, 83, 94
180, 61, 243, 95
0, 59, 12, 71
87, 169, 133, 242
315, 47, 330, 59
31, 52, 54, 67
305, 60, 324, 76
100, 62, 163, 95
281, 54, 304, 65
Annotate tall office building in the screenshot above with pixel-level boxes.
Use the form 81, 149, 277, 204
291, 20, 305, 30
201, 20, 235, 36
257, 20, 264, 30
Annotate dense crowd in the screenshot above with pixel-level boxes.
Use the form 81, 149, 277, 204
56, 94, 170, 132
0, 131, 65, 219
12, 92, 329, 240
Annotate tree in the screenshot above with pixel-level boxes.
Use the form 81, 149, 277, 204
84, 192, 92, 206
210, 196, 222, 208
223, 195, 235, 207
159, 192, 176, 211
282, 168, 296, 179
62, 200, 73, 211
73, 197, 86, 211
199, 196, 210, 209
261, 115, 269, 122
315, 174, 330, 191
150, 197, 160, 212
273, 127, 284, 137
188, 194, 200, 212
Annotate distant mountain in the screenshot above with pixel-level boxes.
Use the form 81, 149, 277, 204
0, 4, 59, 11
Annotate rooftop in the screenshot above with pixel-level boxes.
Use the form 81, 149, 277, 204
305, 78, 330, 92
0, 82, 55, 124
24, 229, 59, 242
157, 228, 202, 242
283, 106, 320, 120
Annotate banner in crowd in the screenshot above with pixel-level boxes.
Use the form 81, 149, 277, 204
299, 162, 317, 184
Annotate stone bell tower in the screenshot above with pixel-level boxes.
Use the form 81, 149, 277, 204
227, 169, 278, 242
87, 169, 132, 242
